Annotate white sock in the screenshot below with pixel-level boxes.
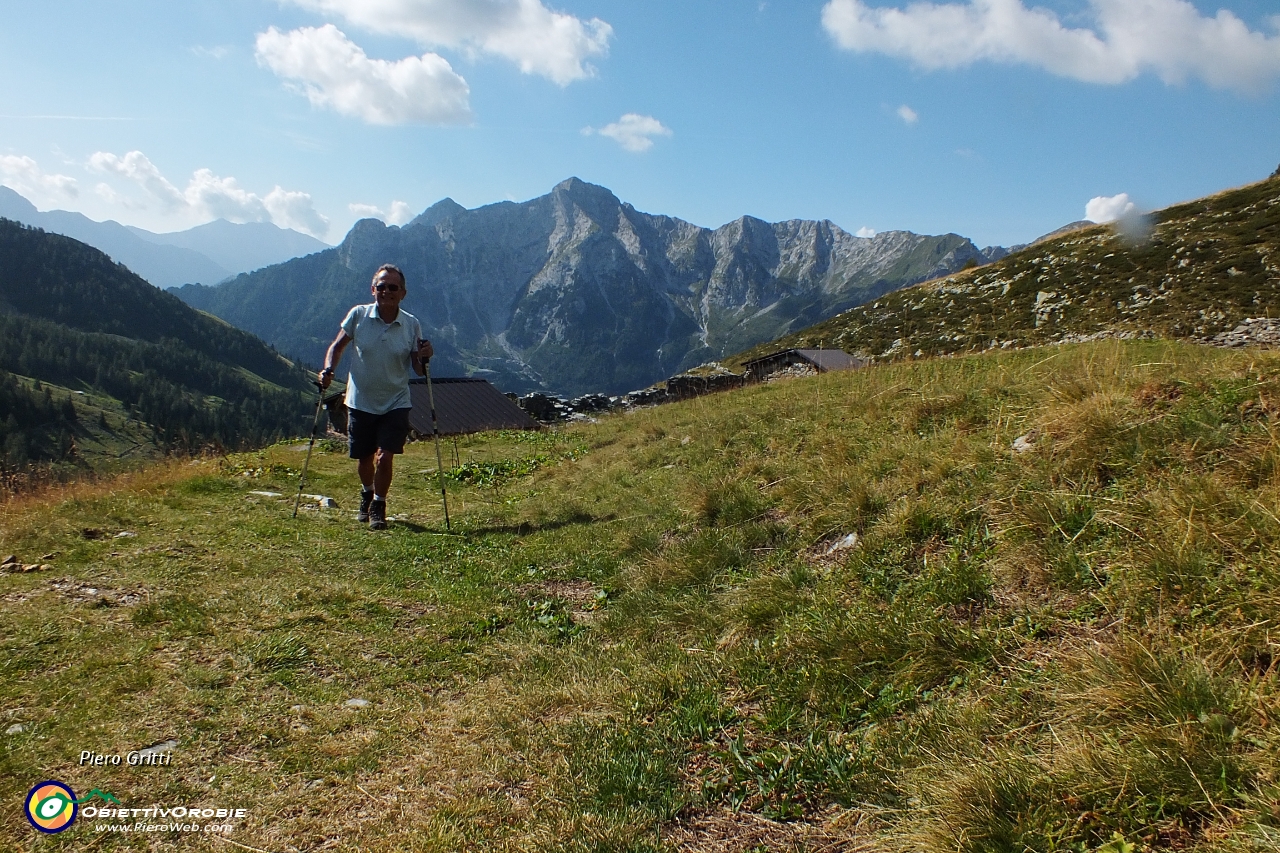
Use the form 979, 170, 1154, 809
373, 494, 386, 502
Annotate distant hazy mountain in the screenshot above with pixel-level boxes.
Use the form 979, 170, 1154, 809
0, 187, 231, 286
0, 186, 328, 287
125, 218, 328, 279
174, 178, 1012, 397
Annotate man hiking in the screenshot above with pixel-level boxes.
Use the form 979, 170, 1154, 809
319, 264, 432, 530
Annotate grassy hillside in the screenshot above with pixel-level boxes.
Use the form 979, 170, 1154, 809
3, 339, 1279, 851
0, 370, 162, 476
728, 176, 1280, 369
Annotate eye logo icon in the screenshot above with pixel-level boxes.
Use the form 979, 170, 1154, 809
25, 780, 78, 833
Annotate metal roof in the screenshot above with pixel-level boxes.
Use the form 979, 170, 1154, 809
743, 348, 863, 372
794, 349, 862, 371
406, 378, 539, 436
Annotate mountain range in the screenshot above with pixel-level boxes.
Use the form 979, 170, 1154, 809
173, 178, 1013, 397
4, 169, 1274, 470
0, 186, 329, 287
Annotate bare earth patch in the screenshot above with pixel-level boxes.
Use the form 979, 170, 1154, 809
49, 576, 147, 606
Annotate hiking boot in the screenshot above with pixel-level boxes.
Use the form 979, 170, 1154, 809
357, 489, 374, 523
368, 499, 388, 530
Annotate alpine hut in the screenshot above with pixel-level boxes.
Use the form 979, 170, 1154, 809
323, 378, 538, 437
742, 348, 866, 382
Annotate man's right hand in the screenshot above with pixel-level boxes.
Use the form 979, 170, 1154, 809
319, 367, 334, 390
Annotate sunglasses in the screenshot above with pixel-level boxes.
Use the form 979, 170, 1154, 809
374, 283, 401, 292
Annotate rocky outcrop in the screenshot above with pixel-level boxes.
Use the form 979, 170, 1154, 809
1209, 318, 1280, 348
514, 369, 748, 423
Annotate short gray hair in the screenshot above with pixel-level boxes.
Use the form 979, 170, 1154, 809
374, 263, 405, 287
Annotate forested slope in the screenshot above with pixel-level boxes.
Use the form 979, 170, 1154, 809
0, 219, 315, 468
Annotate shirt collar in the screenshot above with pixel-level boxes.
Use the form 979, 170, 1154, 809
368, 302, 401, 325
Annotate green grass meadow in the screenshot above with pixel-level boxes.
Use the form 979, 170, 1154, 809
3, 339, 1280, 851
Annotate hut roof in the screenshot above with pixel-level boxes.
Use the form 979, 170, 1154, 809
743, 348, 864, 373
407, 378, 539, 436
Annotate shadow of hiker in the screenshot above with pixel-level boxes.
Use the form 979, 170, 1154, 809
445, 511, 612, 538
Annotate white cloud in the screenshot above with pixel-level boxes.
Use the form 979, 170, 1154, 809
821, 0, 1280, 92
256, 25, 472, 125
387, 200, 413, 224
585, 113, 673, 153
286, 0, 612, 86
183, 168, 267, 221
1085, 192, 1136, 223
856, 226, 877, 238
349, 203, 382, 219
897, 104, 918, 124
94, 182, 124, 205
0, 155, 79, 202
90, 150, 330, 237
89, 151, 184, 209
265, 186, 332, 235
348, 200, 414, 225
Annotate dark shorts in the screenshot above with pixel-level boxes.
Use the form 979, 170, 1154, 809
348, 407, 412, 459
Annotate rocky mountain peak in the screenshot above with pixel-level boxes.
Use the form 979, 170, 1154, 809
337, 218, 397, 274
409, 198, 467, 229
552, 176, 610, 196
550, 177, 623, 224
342, 217, 391, 242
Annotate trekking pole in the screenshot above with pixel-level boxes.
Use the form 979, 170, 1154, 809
292, 379, 326, 519
423, 360, 451, 531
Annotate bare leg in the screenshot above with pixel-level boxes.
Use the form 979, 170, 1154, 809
373, 449, 395, 497
357, 454, 376, 491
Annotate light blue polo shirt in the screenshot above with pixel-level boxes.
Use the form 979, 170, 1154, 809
340, 303, 422, 415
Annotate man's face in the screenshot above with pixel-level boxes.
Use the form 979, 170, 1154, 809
371, 268, 406, 312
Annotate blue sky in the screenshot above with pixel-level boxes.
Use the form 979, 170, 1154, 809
2, 0, 1278, 249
